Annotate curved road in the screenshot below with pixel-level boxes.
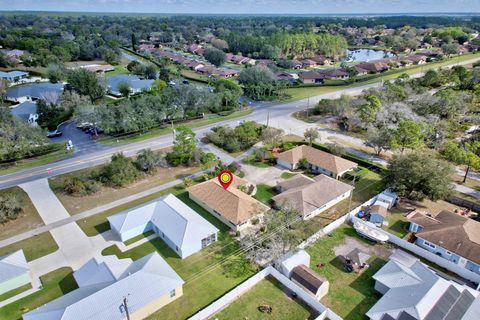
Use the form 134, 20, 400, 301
1, 56, 479, 190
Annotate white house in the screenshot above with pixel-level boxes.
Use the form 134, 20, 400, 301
0, 250, 31, 296
367, 249, 480, 320
108, 194, 218, 259
23, 253, 184, 320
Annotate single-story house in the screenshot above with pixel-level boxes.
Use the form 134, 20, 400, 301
215, 68, 240, 78
186, 44, 203, 54
75, 64, 115, 73
0, 250, 31, 296
108, 74, 155, 97
352, 65, 369, 76
407, 210, 480, 275
275, 145, 357, 179
300, 59, 317, 68
275, 72, 297, 83
5, 82, 64, 103
23, 253, 184, 320
290, 60, 303, 69
10, 101, 38, 126
138, 44, 155, 53
277, 249, 311, 278
368, 204, 389, 227
185, 60, 205, 71
291, 264, 329, 300
256, 59, 276, 68
0, 70, 28, 82
6, 49, 24, 58
318, 68, 349, 80
355, 61, 389, 73
187, 176, 269, 232
108, 194, 218, 259
367, 249, 480, 320
298, 71, 324, 84
406, 54, 428, 65
272, 174, 353, 220
229, 55, 249, 65
311, 55, 332, 65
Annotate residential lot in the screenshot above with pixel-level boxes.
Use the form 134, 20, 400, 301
100, 191, 257, 320
306, 226, 390, 320
211, 277, 315, 320
0, 232, 58, 262
0, 187, 43, 241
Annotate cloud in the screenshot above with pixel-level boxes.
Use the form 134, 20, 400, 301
0, 0, 478, 13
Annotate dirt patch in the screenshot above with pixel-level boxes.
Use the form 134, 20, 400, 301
333, 236, 393, 260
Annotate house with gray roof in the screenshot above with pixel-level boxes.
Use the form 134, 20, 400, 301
5, 82, 64, 103
108, 194, 218, 259
23, 253, 184, 320
0, 70, 28, 82
367, 249, 480, 320
10, 101, 38, 125
107, 74, 155, 97
0, 250, 31, 296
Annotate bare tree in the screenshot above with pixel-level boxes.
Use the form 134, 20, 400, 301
304, 128, 319, 146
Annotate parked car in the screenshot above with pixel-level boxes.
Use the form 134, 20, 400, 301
182, 80, 190, 84
47, 130, 62, 138
76, 122, 92, 129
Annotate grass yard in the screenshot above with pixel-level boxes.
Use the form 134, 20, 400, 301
99, 108, 253, 145
280, 171, 297, 179
101, 191, 257, 320
0, 268, 77, 320
104, 65, 130, 77
254, 184, 277, 204
384, 208, 410, 238
212, 276, 314, 320
306, 226, 387, 320
123, 230, 155, 246
0, 149, 71, 176
0, 283, 32, 303
0, 187, 43, 241
49, 162, 200, 215
0, 232, 58, 262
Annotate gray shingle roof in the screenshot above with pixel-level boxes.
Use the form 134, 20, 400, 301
6, 83, 64, 100
107, 74, 154, 96
10, 101, 37, 122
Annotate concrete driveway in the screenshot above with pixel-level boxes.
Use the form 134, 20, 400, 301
242, 164, 286, 187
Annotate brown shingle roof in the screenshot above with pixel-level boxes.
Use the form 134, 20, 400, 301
291, 264, 326, 294
187, 176, 269, 225
276, 145, 357, 175
413, 210, 480, 264
272, 174, 353, 216
276, 174, 314, 191
298, 71, 324, 80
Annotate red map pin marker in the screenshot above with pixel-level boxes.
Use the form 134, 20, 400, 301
218, 169, 233, 190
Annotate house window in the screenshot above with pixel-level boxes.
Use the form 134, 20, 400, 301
445, 251, 451, 255
175, 246, 179, 251
424, 240, 436, 249
170, 289, 176, 298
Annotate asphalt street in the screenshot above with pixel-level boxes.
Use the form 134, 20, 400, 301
1, 56, 479, 190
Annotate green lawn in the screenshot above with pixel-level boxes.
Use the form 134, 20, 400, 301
101, 191, 257, 320
0, 149, 71, 176
0, 284, 32, 303
0, 187, 43, 241
212, 277, 314, 320
105, 65, 130, 77
384, 208, 410, 238
0, 268, 77, 320
99, 108, 254, 145
280, 172, 297, 179
254, 184, 277, 204
123, 230, 155, 246
0, 232, 59, 262
306, 226, 386, 320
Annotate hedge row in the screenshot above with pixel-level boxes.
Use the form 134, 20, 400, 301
0, 142, 65, 163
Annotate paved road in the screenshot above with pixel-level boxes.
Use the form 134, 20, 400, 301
1, 56, 479, 190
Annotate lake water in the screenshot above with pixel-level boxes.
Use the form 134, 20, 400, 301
345, 49, 395, 62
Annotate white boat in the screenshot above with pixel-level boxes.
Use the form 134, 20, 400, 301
354, 221, 389, 243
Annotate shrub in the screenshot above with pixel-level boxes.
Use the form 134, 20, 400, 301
63, 176, 101, 196
0, 194, 22, 223
101, 153, 140, 187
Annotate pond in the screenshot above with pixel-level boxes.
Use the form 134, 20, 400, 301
345, 49, 395, 62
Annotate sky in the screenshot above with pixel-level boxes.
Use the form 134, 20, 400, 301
0, 0, 479, 14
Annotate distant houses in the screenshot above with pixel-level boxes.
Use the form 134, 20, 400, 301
71, 64, 115, 74
0, 250, 31, 296
407, 210, 480, 275
107, 194, 218, 259
187, 175, 269, 232
298, 71, 324, 84
23, 253, 184, 320
0, 70, 28, 82
275, 145, 357, 179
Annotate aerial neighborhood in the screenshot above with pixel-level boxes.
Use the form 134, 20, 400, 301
1, 6, 480, 320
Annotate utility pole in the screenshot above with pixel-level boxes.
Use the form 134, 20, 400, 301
171, 120, 175, 140
266, 111, 270, 127
123, 296, 131, 320
348, 173, 357, 213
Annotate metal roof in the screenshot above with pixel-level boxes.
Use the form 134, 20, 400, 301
6, 82, 64, 99
0, 250, 29, 283
107, 75, 154, 95
23, 253, 184, 320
